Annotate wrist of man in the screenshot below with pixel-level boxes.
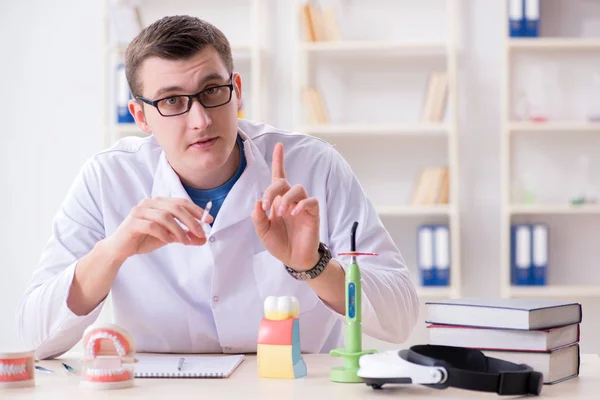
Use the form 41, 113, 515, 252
287, 251, 321, 272
95, 238, 128, 270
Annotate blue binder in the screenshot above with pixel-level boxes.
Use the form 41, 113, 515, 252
524, 0, 540, 37
510, 223, 532, 285
433, 225, 450, 286
508, 0, 524, 37
531, 223, 548, 285
417, 225, 436, 286
417, 224, 450, 287
116, 63, 135, 124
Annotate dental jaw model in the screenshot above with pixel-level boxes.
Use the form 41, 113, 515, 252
0, 351, 35, 388
81, 323, 136, 390
257, 296, 307, 379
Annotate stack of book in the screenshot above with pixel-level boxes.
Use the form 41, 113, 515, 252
425, 298, 582, 384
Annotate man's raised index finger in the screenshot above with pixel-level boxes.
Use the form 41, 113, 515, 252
271, 142, 286, 181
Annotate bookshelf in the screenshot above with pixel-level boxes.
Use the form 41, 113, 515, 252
292, 0, 462, 298
297, 123, 449, 136
500, 0, 600, 299
376, 205, 456, 217
102, 0, 269, 148
301, 41, 447, 55
510, 121, 600, 133
508, 37, 600, 50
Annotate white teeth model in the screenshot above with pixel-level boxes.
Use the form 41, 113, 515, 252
87, 332, 127, 357
0, 363, 27, 376
264, 296, 299, 320
86, 368, 126, 377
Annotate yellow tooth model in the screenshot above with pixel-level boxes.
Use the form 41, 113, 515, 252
257, 296, 307, 379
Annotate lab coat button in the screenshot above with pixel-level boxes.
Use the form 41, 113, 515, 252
213, 296, 219, 302
209, 236, 216, 243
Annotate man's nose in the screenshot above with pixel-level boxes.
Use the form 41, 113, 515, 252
187, 97, 211, 130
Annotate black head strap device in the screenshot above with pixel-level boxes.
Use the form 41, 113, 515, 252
403, 345, 543, 396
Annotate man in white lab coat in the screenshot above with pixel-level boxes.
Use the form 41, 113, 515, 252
16, 15, 419, 360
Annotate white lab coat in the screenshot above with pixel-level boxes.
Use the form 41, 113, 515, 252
15, 119, 419, 360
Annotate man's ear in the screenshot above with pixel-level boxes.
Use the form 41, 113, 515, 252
233, 73, 243, 109
128, 99, 153, 134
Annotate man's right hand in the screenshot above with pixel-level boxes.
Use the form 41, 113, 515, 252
106, 197, 213, 262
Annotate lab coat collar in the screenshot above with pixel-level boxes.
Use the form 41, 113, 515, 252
150, 127, 272, 234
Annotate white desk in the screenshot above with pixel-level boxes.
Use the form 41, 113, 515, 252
5, 354, 599, 399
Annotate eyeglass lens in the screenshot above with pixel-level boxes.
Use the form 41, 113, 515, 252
157, 86, 232, 116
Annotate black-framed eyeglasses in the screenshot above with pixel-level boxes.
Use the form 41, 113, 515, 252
136, 73, 234, 117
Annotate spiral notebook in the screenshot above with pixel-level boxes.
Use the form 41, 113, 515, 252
134, 354, 244, 378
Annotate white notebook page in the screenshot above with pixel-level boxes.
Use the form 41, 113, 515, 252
134, 355, 245, 378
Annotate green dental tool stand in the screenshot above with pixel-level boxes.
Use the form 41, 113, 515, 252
329, 221, 377, 383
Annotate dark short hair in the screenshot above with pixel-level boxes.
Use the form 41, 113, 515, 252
125, 15, 234, 97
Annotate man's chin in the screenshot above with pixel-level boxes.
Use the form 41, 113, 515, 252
187, 157, 225, 173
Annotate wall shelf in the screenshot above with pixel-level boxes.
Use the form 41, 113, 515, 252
510, 204, 600, 215
509, 122, 600, 133
298, 123, 449, 136
301, 40, 447, 56
376, 205, 454, 217
507, 285, 600, 298
508, 38, 600, 50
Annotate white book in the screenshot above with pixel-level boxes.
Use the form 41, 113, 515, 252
425, 298, 582, 330
428, 323, 579, 351
483, 343, 580, 384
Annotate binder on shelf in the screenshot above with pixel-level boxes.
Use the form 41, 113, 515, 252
418, 224, 450, 287
417, 225, 436, 286
511, 223, 531, 285
524, 0, 540, 37
531, 223, 548, 285
116, 63, 134, 124
508, 0, 524, 37
510, 223, 548, 286
433, 225, 450, 286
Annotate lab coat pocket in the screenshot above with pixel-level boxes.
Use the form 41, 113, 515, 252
251, 250, 319, 315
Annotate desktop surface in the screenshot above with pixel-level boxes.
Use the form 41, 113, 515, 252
6, 353, 600, 399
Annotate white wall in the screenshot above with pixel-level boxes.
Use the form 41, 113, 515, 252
0, 0, 105, 349
1, 0, 598, 356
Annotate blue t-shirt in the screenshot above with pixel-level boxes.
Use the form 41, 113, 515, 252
183, 135, 246, 225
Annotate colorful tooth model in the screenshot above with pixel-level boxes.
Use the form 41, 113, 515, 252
0, 351, 35, 388
257, 296, 307, 379
81, 323, 136, 390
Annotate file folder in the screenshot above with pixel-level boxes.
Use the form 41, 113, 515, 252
417, 225, 436, 286
524, 0, 540, 37
116, 63, 135, 124
511, 224, 532, 285
508, 0, 524, 37
433, 225, 450, 286
531, 223, 548, 285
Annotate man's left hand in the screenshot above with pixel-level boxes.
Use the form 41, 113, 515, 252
251, 143, 321, 272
